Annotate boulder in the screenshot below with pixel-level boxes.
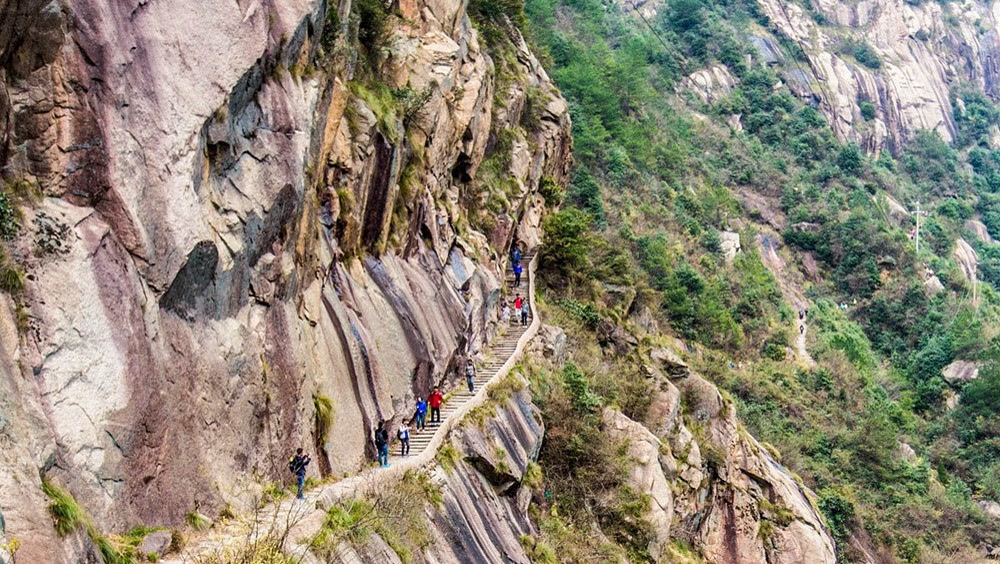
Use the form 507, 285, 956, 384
980, 500, 1000, 520
944, 389, 960, 411
720, 231, 741, 262
597, 320, 637, 356
534, 324, 566, 361
924, 275, 944, 295
603, 409, 674, 558
966, 220, 994, 244
650, 348, 690, 379
942, 360, 979, 385
954, 239, 979, 285
139, 530, 172, 557
897, 442, 917, 463
682, 65, 739, 104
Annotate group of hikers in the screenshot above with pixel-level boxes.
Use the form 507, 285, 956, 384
500, 293, 530, 327
511, 245, 524, 287
372, 372, 464, 467
287, 243, 530, 494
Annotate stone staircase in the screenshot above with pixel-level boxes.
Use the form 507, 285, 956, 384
406, 250, 533, 457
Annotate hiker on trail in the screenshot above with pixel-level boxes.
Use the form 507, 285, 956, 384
466, 360, 477, 393
429, 387, 444, 424
501, 302, 512, 324
514, 294, 523, 319
398, 419, 411, 457
799, 324, 805, 334
288, 448, 311, 500
513, 261, 523, 287
413, 398, 427, 432
511, 245, 522, 264
521, 300, 530, 326
374, 420, 390, 468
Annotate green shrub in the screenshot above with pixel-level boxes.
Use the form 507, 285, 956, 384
538, 176, 565, 207
43, 479, 87, 536
540, 208, 593, 286
312, 471, 435, 563
859, 101, 876, 121
0, 193, 18, 241
0, 255, 25, 295
839, 38, 881, 69
185, 512, 210, 531
562, 362, 601, 413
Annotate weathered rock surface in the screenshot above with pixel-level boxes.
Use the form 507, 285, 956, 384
628, 359, 837, 563
0, 0, 569, 558
720, 230, 741, 262
967, 219, 995, 244
943, 359, 980, 385
753, 0, 1000, 155
684, 65, 739, 105
954, 238, 979, 284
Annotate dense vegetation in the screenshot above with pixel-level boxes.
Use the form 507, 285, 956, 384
506, 0, 1000, 559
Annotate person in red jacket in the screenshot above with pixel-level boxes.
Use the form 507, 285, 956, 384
429, 387, 444, 424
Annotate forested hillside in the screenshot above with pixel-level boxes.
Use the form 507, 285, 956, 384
517, 0, 1000, 559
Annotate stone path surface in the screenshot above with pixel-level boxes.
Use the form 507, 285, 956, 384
165, 250, 539, 563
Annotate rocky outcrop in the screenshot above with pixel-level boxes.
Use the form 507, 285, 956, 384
745, 0, 1000, 154
684, 65, 739, 105
943, 359, 980, 385
954, 238, 979, 284
0, 0, 570, 558
621, 360, 837, 563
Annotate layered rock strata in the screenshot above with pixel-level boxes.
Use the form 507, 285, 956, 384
0, 0, 569, 559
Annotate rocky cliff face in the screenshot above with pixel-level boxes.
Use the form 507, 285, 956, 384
0, 0, 568, 559
622, 358, 836, 564
0, 0, 839, 561
755, 0, 1000, 155
631, 0, 1000, 155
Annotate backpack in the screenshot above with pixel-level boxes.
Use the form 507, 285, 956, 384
288, 457, 300, 474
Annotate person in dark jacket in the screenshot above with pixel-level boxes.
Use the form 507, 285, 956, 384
289, 448, 311, 499
374, 420, 390, 468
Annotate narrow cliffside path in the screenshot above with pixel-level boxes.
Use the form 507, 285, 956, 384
758, 234, 817, 368
165, 251, 540, 563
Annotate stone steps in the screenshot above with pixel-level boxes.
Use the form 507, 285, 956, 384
390, 251, 537, 460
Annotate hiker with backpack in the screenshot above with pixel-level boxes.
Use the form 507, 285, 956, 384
374, 420, 390, 468
429, 387, 444, 424
398, 419, 411, 457
413, 397, 427, 432
288, 448, 311, 500
521, 300, 530, 327
513, 261, 523, 287
465, 360, 477, 393
514, 294, 523, 320
511, 245, 522, 265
